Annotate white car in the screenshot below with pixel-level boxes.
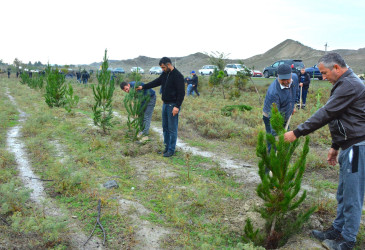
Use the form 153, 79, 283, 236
131, 67, 144, 74
149, 66, 162, 75
198, 65, 218, 75
224, 64, 249, 76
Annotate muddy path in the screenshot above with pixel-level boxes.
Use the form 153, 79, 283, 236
5, 89, 103, 249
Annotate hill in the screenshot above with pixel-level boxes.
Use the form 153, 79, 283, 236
88, 39, 365, 75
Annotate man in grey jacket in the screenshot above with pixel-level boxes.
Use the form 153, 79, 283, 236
284, 52, 365, 250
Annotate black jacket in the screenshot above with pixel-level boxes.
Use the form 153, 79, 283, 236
190, 74, 198, 87
142, 68, 185, 109
294, 69, 365, 150
298, 72, 311, 88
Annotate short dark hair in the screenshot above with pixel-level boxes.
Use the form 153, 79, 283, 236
120, 81, 128, 90
159, 57, 172, 66
318, 52, 347, 69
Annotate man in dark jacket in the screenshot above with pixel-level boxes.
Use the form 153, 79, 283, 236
284, 52, 365, 250
296, 67, 311, 109
189, 70, 200, 96
137, 57, 185, 157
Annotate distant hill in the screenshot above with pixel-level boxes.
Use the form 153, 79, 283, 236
88, 39, 365, 75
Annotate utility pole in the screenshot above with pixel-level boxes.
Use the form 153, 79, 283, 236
324, 42, 329, 52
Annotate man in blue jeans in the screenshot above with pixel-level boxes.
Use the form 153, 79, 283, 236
262, 64, 298, 152
137, 57, 185, 157
120, 81, 156, 137
285, 52, 365, 250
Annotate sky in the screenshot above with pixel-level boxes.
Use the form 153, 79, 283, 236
1, 0, 364, 65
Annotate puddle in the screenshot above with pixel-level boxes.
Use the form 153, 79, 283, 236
5, 90, 46, 201
5, 90, 103, 249
151, 126, 260, 183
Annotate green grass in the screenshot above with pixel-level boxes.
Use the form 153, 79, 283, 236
1, 75, 363, 249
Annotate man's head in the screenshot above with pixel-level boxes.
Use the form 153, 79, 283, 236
159, 57, 174, 73
300, 67, 306, 74
277, 64, 292, 87
191, 70, 195, 75
120, 81, 130, 93
318, 52, 348, 84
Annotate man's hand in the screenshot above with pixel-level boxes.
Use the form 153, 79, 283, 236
136, 86, 143, 91
292, 108, 296, 115
172, 107, 179, 116
284, 131, 297, 142
327, 148, 339, 166
299, 83, 303, 87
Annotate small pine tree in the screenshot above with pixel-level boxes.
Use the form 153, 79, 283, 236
252, 105, 316, 248
19, 71, 30, 85
44, 65, 67, 108
123, 72, 149, 140
92, 49, 115, 133
64, 83, 79, 113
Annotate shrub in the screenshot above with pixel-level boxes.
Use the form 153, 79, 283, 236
44, 65, 67, 108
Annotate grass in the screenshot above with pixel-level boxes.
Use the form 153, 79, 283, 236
0, 75, 364, 249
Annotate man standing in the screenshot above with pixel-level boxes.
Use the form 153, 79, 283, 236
263, 64, 297, 151
189, 70, 200, 96
120, 81, 156, 137
284, 52, 365, 250
137, 57, 185, 157
296, 67, 311, 109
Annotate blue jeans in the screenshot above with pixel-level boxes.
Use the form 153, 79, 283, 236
187, 84, 194, 96
333, 140, 365, 243
142, 95, 156, 135
301, 87, 308, 105
162, 103, 179, 153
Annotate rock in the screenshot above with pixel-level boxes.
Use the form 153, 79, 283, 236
103, 180, 119, 189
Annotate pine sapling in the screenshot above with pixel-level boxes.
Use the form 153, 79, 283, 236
123, 81, 149, 140
64, 83, 79, 113
92, 49, 115, 133
44, 64, 67, 108
246, 105, 316, 248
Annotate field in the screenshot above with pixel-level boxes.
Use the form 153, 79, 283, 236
0, 73, 364, 249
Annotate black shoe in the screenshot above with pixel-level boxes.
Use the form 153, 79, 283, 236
312, 226, 341, 241
163, 151, 174, 157
296, 104, 300, 109
158, 148, 168, 155
322, 235, 355, 250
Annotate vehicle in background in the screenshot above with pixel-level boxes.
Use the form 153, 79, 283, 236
113, 67, 125, 74
149, 66, 162, 75
224, 63, 250, 76
251, 69, 263, 77
263, 59, 304, 78
198, 65, 218, 75
305, 64, 322, 80
131, 67, 144, 74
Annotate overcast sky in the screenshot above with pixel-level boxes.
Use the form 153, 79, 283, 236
1, 0, 364, 65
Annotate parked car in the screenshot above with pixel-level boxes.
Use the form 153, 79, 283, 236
113, 67, 125, 74
263, 59, 304, 78
224, 64, 249, 76
131, 67, 144, 74
198, 65, 218, 75
251, 69, 263, 77
149, 66, 162, 75
305, 64, 322, 80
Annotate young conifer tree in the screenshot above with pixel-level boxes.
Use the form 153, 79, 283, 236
92, 49, 115, 133
45, 64, 67, 108
253, 105, 316, 248
123, 71, 149, 140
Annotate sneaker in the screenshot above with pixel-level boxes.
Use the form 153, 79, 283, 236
163, 151, 174, 157
312, 226, 341, 241
158, 148, 168, 155
322, 235, 355, 250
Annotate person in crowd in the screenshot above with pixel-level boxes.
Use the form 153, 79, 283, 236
296, 67, 311, 109
185, 76, 194, 96
7, 70, 10, 78
136, 57, 185, 157
263, 64, 298, 151
120, 81, 156, 137
284, 52, 365, 250
189, 70, 200, 96
81, 70, 89, 84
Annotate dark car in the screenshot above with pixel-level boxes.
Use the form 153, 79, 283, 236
113, 67, 125, 74
305, 64, 322, 80
263, 59, 304, 78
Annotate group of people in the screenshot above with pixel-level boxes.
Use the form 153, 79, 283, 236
263, 52, 365, 250
119, 53, 364, 249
